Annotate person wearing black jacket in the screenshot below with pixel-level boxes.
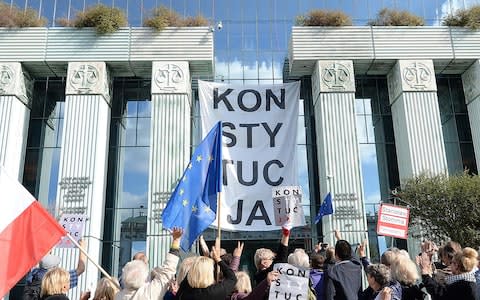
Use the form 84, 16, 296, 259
176, 245, 237, 300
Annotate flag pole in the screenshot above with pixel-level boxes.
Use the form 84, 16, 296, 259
216, 191, 222, 243
66, 234, 120, 290
216, 191, 222, 283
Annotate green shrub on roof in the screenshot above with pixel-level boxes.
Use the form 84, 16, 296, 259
443, 5, 480, 29
368, 8, 424, 26
295, 9, 352, 26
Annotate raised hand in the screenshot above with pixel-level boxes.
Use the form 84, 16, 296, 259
233, 241, 244, 257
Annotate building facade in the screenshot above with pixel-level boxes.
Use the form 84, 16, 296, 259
1, 0, 480, 298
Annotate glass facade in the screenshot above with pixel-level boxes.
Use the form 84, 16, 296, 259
8, 0, 480, 295
437, 76, 478, 175
103, 79, 151, 277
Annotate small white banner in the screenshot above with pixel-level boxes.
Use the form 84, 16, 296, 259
269, 263, 310, 300
199, 80, 300, 231
57, 214, 86, 248
272, 186, 306, 229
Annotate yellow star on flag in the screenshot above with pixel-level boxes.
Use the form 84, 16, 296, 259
179, 189, 184, 196
192, 205, 198, 213
182, 199, 189, 207
208, 154, 213, 162
196, 155, 202, 162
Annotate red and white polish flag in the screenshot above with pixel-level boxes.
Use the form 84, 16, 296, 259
0, 166, 66, 297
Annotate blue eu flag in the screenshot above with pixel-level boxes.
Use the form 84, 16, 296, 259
162, 122, 223, 251
314, 192, 334, 224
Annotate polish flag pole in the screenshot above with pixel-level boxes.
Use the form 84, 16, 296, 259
0, 166, 67, 297
65, 234, 120, 289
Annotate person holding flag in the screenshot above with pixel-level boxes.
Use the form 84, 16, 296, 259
161, 121, 223, 251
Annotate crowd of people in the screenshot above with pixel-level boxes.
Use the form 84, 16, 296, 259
23, 228, 480, 300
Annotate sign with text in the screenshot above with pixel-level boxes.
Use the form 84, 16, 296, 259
57, 214, 86, 248
377, 204, 410, 239
199, 81, 299, 231
269, 263, 309, 300
272, 186, 305, 229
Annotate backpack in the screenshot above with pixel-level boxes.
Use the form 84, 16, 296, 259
22, 277, 42, 300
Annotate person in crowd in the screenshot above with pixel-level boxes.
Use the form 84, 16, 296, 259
230, 270, 279, 300
310, 252, 326, 300
391, 255, 425, 300
434, 241, 462, 285
115, 227, 183, 300
24, 240, 87, 294
132, 252, 149, 265
163, 256, 196, 300
24, 240, 87, 300
324, 240, 363, 300
357, 242, 402, 300
253, 230, 290, 285
40, 267, 70, 300
420, 246, 478, 300
287, 248, 317, 300
362, 264, 393, 300
175, 243, 237, 300
92, 278, 120, 300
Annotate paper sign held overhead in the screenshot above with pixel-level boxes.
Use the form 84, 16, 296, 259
377, 204, 410, 239
272, 186, 305, 229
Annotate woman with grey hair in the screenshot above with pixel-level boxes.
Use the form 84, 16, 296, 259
361, 264, 393, 300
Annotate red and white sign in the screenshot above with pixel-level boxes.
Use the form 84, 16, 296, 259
377, 203, 410, 239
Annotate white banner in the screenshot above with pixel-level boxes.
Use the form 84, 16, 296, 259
57, 214, 87, 248
199, 80, 300, 231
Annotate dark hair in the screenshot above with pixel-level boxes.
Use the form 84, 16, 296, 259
221, 253, 233, 266
335, 240, 352, 261
310, 252, 325, 269
442, 241, 462, 262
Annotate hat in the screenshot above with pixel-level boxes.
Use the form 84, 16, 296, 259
40, 254, 61, 270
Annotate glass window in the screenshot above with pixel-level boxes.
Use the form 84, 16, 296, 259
23, 79, 66, 212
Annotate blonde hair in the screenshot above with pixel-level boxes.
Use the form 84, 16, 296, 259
234, 271, 252, 294
254, 248, 275, 270
391, 255, 419, 285
177, 256, 196, 285
187, 256, 215, 288
40, 267, 70, 297
93, 278, 120, 300
288, 249, 309, 268
453, 247, 478, 273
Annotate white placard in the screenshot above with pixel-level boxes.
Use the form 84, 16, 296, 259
199, 81, 300, 231
269, 263, 310, 300
57, 214, 86, 248
272, 186, 306, 229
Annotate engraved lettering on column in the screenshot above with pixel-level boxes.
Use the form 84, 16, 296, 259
154, 64, 185, 92
322, 63, 350, 91
151, 191, 170, 226
59, 177, 92, 214
70, 64, 99, 93
0, 65, 14, 94
403, 62, 431, 90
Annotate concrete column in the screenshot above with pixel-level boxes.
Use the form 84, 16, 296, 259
462, 60, 480, 172
147, 62, 191, 267
54, 62, 111, 298
0, 63, 33, 180
311, 60, 368, 246
387, 60, 448, 181
387, 60, 447, 255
